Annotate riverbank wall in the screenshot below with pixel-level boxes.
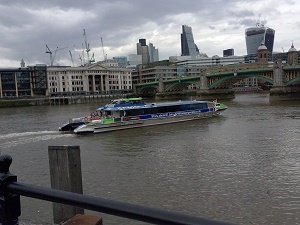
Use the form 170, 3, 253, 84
0, 94, 131, 108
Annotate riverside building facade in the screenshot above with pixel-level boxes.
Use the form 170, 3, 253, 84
0, 61, 132, 99
0, 63, 47, 98
47, 62, 132, 96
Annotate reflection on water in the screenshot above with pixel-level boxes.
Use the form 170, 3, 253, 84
1, 93, 300, 225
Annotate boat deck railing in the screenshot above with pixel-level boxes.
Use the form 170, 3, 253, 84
0, 154, 235, 225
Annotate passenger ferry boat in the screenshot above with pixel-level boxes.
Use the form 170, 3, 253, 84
70, 97, 228, 135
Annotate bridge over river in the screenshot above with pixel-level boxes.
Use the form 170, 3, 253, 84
134, 60, 300, 101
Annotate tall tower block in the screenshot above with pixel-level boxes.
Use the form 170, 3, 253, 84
137, 39, 150, 64
245, 22, 275, 55
181, 25, 199, 57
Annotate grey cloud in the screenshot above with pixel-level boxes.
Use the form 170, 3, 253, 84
0, 0, 297, 66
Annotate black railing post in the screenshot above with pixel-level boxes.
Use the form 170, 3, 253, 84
0, 155, 21, 225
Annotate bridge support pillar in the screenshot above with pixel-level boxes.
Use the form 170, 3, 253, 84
133, 85, 137, 95
158, 77, 164, 93
198, 75, 234, 99
200, 75, 208, 91
270, 86, 300, 100
270, 60, 300, 100
153, 77, 170, 99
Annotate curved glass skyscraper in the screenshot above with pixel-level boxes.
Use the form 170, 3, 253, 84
181, 25, 199, 57
245, 23, 275, 55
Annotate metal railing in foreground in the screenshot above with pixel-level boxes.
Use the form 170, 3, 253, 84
0, 154, 235, 225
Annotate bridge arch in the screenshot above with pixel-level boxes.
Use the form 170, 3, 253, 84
165, 81, 201, 92
136, 85, 159, 95
208, 74, 274, 89
286, 76, 300, 86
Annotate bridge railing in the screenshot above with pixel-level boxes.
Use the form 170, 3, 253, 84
0, 154, 235, 225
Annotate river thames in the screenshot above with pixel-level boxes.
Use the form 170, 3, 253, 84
1, 93, 300, 225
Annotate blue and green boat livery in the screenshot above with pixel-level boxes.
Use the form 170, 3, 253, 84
70, 97, 228, 135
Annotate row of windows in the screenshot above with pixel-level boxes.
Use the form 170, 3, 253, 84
53, 75, 131, 80
124, 103, 208, 116
108, 86, 131, 90
72, 87, 83, 91
70, 76, 83, 79
109, 75, 126, 78
48, 70, 130, 76
72, 81, 83, 85
88, 71, 129, 74
49, 82, 57, 86
2, 90, 31, 97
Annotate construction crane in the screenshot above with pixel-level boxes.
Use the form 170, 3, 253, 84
79, 55, 83, 66
45, 45, 53, 66
83, 29, 91, 63
45, 45, 68, 66
101, 37, 107, 61
90, 53, 95, 63
69, 50, 74, 67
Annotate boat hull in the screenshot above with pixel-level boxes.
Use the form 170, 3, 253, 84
59, 122, 85, 132
74, 110, 220, 135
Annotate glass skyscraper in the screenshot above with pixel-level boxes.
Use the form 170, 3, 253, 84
181, 25, 199, 57
149, 43, 159, 62
245, 23, 275, 55
136, 39, 159, 64
137, 38, 150, 64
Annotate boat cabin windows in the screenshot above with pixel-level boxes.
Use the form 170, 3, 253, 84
124, 102, 208, 117
155, 103, 208, 113
145, 107, 158, 114
125, 108, 145, 117
182, 103, 208, 110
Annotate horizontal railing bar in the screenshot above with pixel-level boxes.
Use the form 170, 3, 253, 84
7, 182, 234, 225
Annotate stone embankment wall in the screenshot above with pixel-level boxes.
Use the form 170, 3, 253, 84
0, 94, 131, 108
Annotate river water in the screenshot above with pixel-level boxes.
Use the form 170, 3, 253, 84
1, 93, 300, 225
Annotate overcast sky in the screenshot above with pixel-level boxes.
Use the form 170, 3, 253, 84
0, 0, 299, 67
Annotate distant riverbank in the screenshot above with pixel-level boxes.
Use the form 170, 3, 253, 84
0, 98, 49, 108
0, 94, 131, 108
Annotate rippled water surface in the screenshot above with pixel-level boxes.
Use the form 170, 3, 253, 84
1, 93, 300, 225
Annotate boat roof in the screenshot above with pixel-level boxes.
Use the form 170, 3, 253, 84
110, 97, 142, 103
97, 100, 210, 111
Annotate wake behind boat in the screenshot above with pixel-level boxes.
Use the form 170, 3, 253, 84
70, 97, 228, 136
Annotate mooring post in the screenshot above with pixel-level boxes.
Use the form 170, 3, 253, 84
48, 146, 84, 224
0, 154, 21, 225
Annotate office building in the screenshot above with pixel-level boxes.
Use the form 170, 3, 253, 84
113, 56, 128, 68
137, 39, 150, 64
127, 54, 142, 68
245, 22, 275, 55
223, 48, 234, 57
0, 63, 47, 98
136, 39, 159, 64
181, 25, 199, 57
149, 43, 159, 62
